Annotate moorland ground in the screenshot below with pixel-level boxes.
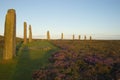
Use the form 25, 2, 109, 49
0, 36, 120, 80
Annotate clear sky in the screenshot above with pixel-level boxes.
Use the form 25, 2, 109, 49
0, 0, 120, 39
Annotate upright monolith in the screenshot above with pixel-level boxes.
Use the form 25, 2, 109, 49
78, 35, 81, 40
84, 35, 86, 40
24, 22, 27, 44
29, 25, 32, 43
61, 33, 63, 40
47, 31, 50, 40
73, 34, 75, 40
90, 36, 92, 40
3, 9, 16, 60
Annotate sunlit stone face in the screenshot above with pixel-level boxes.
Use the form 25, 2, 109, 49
3, 9, 16, 60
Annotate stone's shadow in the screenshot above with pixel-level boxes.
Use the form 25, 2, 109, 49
16, 41, 23, 56
12, 45, 31, 80
12, 44, 56, 80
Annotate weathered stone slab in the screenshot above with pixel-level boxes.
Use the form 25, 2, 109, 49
29, 25, 32, 42
73, 34, 75, 40
3, 9, 16, 60
90, 36, 92, 40
24, 22, 27, 44
47, 31, 50, 40
78, 35, 80, 40
61, 33, 63, 40
84, 35, 86, 40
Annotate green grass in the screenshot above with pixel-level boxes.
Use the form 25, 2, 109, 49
0, 40, 58, 80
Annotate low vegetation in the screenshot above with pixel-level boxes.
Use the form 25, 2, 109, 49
33, 40, 120, 80
0, 37, 120, 80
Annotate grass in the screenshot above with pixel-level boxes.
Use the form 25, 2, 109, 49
0, 40, 58, 80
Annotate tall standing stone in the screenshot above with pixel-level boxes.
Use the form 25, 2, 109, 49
73, 34, 75, 40
29, 25, 32, 43
61, 33, 63, 40
24, 22, 27, 44
3, 9, 16, 60
78, 35, 81, 40
47, 31, 50, 40
90, 36, 92, 40
84, 35, 86, 40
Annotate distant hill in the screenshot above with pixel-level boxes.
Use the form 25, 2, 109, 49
0, 35, 22, 39
0, 35, 22, 43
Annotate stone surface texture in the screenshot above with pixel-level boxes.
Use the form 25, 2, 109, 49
3, 9, 16, 60
29, 25, 32, 42
24, 22, 27, 44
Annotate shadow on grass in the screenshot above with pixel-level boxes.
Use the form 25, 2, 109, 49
16, 41, 23, 56
12, 44, 58, 80
12, 45, 31, 80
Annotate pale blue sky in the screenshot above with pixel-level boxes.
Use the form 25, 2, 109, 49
0, 0, 120, 39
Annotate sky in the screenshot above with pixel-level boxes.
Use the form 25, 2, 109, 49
0, 0, 120, 39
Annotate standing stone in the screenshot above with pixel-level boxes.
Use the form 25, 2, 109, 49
23, 22, 27, 44
29, 25, 32, 43
90, 36, 92, 40
3, 9, 16, 60
73, 34, 75, 40
84, 35, 86, 40
61, 33, 63, 40
47, 31, 50, 40
78, 35, 81, 40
